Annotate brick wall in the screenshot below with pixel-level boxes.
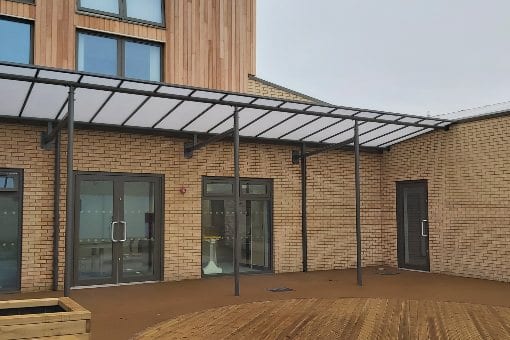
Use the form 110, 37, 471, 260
0, 124, 54, 291
0, 121, 385, 291
247, 77, 317, 103
3, 113, 510, 291
381, 115, 510, 282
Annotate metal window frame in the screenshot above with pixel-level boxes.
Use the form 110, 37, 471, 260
200, 176, 274, 277
72, 171, 165, 287
76, 29, 164, 82
396, 179, 430, 272
0, 168, 23, 293
0, 15, 34, 65
77, 0, 166, 28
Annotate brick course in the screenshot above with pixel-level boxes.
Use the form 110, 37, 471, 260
381, 116, 510, 282
2, 80, 510, 292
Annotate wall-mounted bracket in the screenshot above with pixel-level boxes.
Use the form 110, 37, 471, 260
183, 129, 234, 159
291, 137, 355, 164
41, 115, 69, 150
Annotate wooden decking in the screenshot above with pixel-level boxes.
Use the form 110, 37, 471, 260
136, 298, 510, 339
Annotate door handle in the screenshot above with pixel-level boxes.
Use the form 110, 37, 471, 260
421, 219, 428, 237
111, 221, 119, 243
119, 221, 127, 242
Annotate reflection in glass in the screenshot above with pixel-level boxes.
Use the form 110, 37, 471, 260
0, 19, 31, 64
126, 0, 163, 23
206, 183, 233, 195
78, 181, 114, 280
124, 41, 161, 81
0, 194, 19, 291
122, 182, 156, 278
243, 201, 270, 269
80, 0, 119, 14
77, 33, 118, 76
202, 199, 270, 276
0, 175, 16, 190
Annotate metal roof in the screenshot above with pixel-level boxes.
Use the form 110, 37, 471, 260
0, 62, 452, 149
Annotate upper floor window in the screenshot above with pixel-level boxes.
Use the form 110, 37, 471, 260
78, 0, 164, 25
0, 17, 32, 64
77, 31, 162, 82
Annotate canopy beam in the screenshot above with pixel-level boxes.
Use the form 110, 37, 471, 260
184, 128, 234, 158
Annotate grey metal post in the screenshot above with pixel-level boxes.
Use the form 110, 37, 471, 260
301, 143, 308, 272
354, 120, 362, 286
52, 132, 61, 291
233, 107, 241, 296
64, 87, 75, 297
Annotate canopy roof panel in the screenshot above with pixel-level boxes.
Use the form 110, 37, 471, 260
0, 62, 452, 149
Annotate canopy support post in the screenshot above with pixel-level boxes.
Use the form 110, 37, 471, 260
64, 86, 75, 297
301, 143, 307, 272
233, 107, 241, 296
52, 131, 61, 291
354, 120, 363, 286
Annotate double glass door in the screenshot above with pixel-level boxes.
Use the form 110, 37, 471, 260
74, 173, 162, 286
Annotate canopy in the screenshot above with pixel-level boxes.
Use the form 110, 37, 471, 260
0, 62, 451, 149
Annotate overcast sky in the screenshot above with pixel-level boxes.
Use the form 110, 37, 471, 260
256, 0, 510, 116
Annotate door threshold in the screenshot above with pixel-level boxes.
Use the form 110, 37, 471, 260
398, 267, 430, 273
72, 280, 159, 290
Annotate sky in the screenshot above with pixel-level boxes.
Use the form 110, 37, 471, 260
256, 0, 510, 116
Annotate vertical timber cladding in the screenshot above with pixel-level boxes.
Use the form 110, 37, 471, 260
0, 0, 256, 92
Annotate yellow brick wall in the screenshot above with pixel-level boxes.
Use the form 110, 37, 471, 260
247, 78, 317, 103
4, 113, 510, 291
1, 122, 383, 291
0, 124, 54, 291
381, 115, 510, 282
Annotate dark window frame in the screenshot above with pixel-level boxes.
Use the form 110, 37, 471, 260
0, 15, 34, 65
201, 176, 274, 276
0, 168, 23, 293
76, 0, 166, 28
203, 177, 273, 200
76, 29, 164, 82
73, 171, 165, 287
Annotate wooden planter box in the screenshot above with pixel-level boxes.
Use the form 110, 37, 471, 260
0, 297, 91, 339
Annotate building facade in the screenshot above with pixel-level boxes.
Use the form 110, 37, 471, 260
0, 0, 509, 293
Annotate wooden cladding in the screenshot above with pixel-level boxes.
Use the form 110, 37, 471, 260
0, 0, 256, 92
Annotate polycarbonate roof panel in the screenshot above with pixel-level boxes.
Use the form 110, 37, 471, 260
155, 101, 212, 130
209, 108, 267, 134
22, 83, 68, 119
240, 111, 294, 137
0, 62, 451, 149
303, 119, 354, 143
0, 79, 31, 116
183, 104, 232, 133
74, 88, 112, 122
124, 97, 180, 128
93, 93, 147, 125
282, 117, 339, 140
259, 114, 317, 139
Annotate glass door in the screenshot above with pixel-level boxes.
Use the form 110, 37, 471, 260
397, 181, 430, 271
0, 170, 22, 292
75, 173, 162, 286
201, 177, 272, 276
119, 178, 161, 283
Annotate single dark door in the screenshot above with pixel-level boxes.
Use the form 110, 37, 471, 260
74, 173, 162, 286
397, 181, 429, 271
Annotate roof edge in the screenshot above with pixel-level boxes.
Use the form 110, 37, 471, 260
248, 74, 331, 106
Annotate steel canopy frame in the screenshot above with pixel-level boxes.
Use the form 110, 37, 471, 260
0, 62, 454, 296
